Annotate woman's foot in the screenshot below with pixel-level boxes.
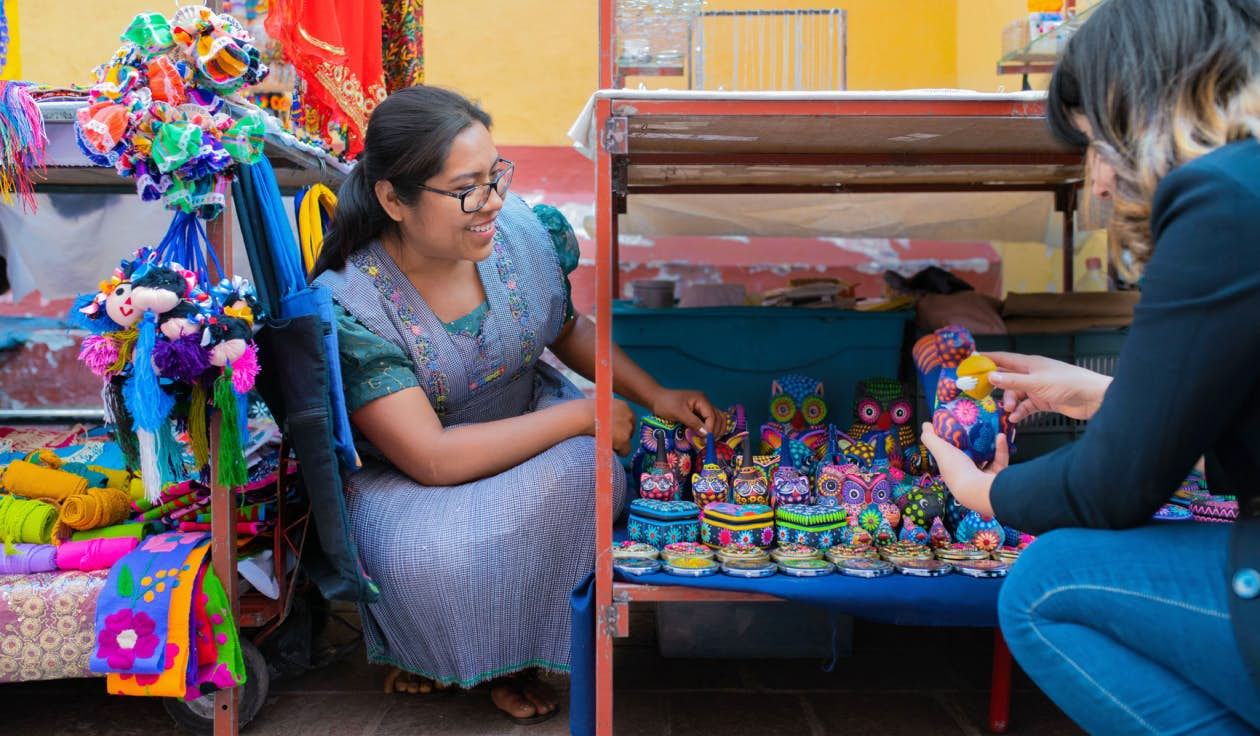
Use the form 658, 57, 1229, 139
489, 672, 559, 724
384, 666, 445, 694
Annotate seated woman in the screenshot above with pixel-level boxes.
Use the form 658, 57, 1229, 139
923, 1, 1260, 732
312, 85, 717, 724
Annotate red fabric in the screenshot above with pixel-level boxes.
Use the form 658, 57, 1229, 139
265, 1, 388, 158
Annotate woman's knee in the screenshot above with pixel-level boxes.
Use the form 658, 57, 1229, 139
998, 529, 1087, 632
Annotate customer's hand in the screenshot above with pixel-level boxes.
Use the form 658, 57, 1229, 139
651, 388, 720, 438
986, 351, 1112, 423
921, 424, 1010, 516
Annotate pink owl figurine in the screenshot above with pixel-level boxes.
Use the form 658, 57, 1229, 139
839, 467, 894, 526
639, 429, 679, 501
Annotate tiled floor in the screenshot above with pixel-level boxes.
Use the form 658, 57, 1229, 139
0, 603, 1083, 735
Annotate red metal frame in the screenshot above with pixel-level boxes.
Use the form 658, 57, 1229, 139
592, 6, 1077, 734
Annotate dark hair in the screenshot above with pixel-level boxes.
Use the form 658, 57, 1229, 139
312, 86, 493, 276
1047, 0, 1260, 276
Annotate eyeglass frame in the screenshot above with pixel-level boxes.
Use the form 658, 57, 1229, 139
412, 158, 515, 213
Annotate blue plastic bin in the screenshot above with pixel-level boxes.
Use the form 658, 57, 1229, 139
613, 301, 913, 432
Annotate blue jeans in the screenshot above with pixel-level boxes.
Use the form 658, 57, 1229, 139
999, 523, 1260, 735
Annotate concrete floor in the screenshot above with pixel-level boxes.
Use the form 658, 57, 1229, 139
0, 603, 1083, 736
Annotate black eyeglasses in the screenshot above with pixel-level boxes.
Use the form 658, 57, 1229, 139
414, 159, 514, 213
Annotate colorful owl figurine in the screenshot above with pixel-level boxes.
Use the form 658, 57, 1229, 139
691, 437, 729, 507
760, 374, 829, 474
839, 466, 897, 528
814, 425, 850, 507
771, 438, 812, 508
913, 325, 1015, 466
639, 429, 679, 501
849, 377, 923, 471
631, 416, 693, 496
731, 436, 771, 506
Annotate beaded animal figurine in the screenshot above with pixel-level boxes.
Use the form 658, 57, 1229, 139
899, 519, 929, 545
632, 416, 692, 496
955, 510, 1004, 547
848, 377, 924, 471
928, 517, 951, 549
840, 524, 873, 547
691, 437, 730, 507
913, 325, 1015, 465
899, 480, 949, 530
760, 374, 829, 475
814, 426, 849, 507
771, 439, 811, 508
873, 517, 896, 546
639, 429, 679, 501
839, 466, 895, 528
731, 436, 771, 506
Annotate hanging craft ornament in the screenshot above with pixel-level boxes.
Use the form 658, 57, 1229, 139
74, 6, 269, 219
70, 212, 263, 502
0, 82, 49, 213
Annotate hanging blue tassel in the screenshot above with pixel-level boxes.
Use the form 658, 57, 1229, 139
124, 312, 172, 430
155, 418, 186, 485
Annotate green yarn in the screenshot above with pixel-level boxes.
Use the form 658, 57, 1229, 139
0, 495, 56, 554
188, 382, 210, 471
212, 367, 247, 489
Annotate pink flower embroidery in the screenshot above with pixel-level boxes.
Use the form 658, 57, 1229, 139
118, 642, 179, 686
97, 608, 160, 671
761, 527, 774, 546
140, 534, 180, 554
718, 529, 732, 547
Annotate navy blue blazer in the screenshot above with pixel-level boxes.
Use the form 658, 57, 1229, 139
990, 138, 1260, 690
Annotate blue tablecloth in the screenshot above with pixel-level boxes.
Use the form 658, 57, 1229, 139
569, 545, 1004, 735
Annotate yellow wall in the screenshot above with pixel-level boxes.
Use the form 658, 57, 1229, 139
15, 0, 156, 85
956, 0, 1050, 92
1, 0, 18, 80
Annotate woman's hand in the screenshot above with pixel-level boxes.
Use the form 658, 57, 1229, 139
579, 398, 637, 456
986, 351, 1112, 423
920, 423, 1010, 517
650, 389, 720, 438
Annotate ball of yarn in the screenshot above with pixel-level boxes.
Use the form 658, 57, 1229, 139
59, 487, 132, 531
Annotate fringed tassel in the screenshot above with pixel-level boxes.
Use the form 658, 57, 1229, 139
156, 419, 186, 487
135, 428, 163, 504
213, 367, 247, 489
188, 382, 210, 471
105, 378, 141, 471
106, 328, 140, 374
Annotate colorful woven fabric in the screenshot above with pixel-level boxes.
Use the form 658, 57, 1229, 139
92, 532, 212, 697
381, 0, 423, 93
265, 0, 388, 158
0, 81, 47, 213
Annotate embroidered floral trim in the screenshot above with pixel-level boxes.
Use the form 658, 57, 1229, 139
353, 251, 450, 417
491, 232, 538, 372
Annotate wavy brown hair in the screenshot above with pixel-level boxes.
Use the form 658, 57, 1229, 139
1047, 0, 1260, 280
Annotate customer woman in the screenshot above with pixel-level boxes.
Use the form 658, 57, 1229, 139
922, 1, 1260, 733
313, 85, 717, 724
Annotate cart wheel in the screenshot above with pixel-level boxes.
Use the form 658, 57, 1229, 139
163, 638, 270, 734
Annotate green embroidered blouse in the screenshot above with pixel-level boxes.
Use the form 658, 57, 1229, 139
335, 204, 580, 414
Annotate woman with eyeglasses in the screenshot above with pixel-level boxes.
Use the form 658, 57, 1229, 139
921, 1, 1260, 732
311, 85, 717, 724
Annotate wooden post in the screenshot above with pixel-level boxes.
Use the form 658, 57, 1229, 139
206, 196, 240, 736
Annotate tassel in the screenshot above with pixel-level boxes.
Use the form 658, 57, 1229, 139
135, 428, 163, 504
79, 334, 121, 377
105, 379, 141, 471
189, 382, 209, 471
156, 419, 186, 486
125, 314, 172, 430
105, 328, 139, 375
213, 367, 247, 489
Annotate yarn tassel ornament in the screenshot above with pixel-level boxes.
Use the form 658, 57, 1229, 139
230, 343, 260, 393
0, 82, 49, 213
79, 334, 122, 377
212, 365, 247, 489
104, 378, 142, 471
188, 382, 210, 471
154, 332, 212, 384
124, 313, 176, 504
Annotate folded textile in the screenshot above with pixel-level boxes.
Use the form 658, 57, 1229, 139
177, 521, 272, 535
56, 537, 139, 571
71, 521, 157, 542
93, 532, 212, 697
58, 487, 132, 531
0, 543, 58, 574
1, 460, 89, 500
